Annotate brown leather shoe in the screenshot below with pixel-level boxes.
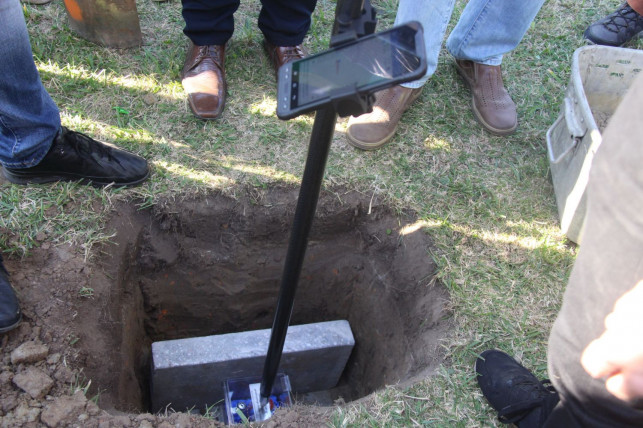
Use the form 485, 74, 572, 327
346, 85, 423, 150
263, 39, 307, 76
181, 43, 226, 120
454, 59, 517, 136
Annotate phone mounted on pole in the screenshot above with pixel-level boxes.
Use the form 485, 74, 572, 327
277, 21, 427, 119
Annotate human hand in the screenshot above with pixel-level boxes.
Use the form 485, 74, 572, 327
581, 280, 643, 402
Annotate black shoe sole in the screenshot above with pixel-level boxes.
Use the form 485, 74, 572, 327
3, 168, 150, 188
584, 29, 643, 47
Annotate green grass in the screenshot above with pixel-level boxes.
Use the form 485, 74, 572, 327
3, 0, 642, 425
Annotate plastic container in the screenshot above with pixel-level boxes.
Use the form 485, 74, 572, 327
547, 46, 643, 244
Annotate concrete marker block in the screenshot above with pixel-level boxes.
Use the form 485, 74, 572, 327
151, 320, 354, 413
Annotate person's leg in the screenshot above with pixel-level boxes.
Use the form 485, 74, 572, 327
181, 0, 239, 46
0, 0, 59, 168
1, 0, 149, 186
445, 0, 544, 135
346, 0, 456, 150
546, 73, 643, 427
446, 0, 545, 65
475, 73, 643, 428
583, 1, 643, 47
259, 0, 317, 77
258, 0, 316, 46
396, 0, 457, 89
180, 0, 237, 120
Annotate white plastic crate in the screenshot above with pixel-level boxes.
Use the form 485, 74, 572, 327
547, 45, 643, 244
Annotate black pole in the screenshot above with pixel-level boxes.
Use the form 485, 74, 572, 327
259, 0, 376, 402
332, 0, 365, 35
259, 107, 337, 400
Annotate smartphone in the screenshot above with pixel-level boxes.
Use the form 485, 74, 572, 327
276, 21, 426, 120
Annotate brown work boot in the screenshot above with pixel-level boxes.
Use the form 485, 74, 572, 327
181, 43, 226, 120
263, 39, 307, 76
346, 85, 423, 150
454, 59, 517, 136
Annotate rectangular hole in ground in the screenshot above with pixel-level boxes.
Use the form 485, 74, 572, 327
83, 188, 451, 418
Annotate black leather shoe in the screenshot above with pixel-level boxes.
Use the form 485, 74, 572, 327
3, 127, 150, 187
584, 3, 643, 46
0, 254, 21, 334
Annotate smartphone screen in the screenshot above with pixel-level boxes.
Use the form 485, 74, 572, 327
283, 23, 424, 116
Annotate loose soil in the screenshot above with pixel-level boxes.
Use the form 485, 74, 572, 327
0, 186, 451, 427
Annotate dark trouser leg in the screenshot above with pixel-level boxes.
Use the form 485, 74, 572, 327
181, 0, 240, 45
258, 0, 317, 46
545, 74, 643, 427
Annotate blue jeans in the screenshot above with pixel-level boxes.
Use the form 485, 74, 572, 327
395, 0, 545, 88
0, 0, 59, 168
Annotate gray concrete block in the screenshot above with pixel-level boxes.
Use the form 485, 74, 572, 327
151, 320, 354, 413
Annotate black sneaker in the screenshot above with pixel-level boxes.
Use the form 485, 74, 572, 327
475, 349, 559, 427
584, 3, 643, 47
3, 127, 149, 187
0, 254, 21, 334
